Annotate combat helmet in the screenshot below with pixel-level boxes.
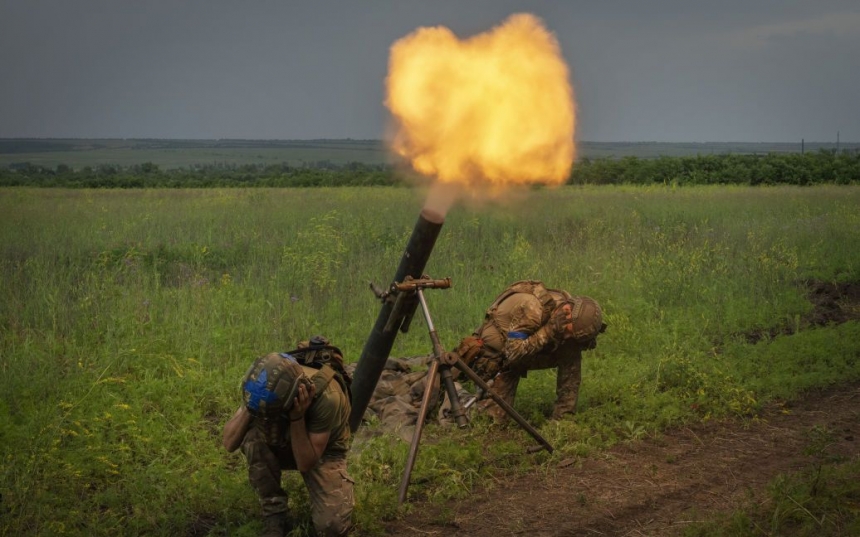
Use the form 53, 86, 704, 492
568, 296, 606, 344
242, 353, 309, 416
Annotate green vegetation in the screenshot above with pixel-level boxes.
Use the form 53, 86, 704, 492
0, 161, 400, 188
570, 151, 860, 185
3, 149, 859, 188
1, 185, 859, 535
0, 139, 392, 169
5, 139, 857, 171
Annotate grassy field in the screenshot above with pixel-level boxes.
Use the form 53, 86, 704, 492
2, 138, 856, 170
1, 185, 859, 535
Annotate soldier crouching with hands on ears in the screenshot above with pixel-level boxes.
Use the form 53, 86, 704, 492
222, 347, 354, 537
453, 280, 606, 423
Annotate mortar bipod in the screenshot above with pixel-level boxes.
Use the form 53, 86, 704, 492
395, 276, 554, 504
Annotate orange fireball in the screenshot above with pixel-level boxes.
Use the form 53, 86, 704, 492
386, 13, 576, 193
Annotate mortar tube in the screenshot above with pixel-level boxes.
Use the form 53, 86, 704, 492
348, 208, 444, 432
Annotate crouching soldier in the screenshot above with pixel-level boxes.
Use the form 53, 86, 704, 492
222, 343, 354, 537
455, 280, 606, 423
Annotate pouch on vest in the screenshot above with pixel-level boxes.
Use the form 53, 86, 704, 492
282, 335, 352, 400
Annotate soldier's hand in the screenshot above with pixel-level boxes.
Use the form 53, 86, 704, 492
549, 303, 574, 340
288, 382, 316, 421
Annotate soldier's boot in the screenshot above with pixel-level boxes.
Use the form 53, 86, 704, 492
477, 370, 520, 425
551, 400, 577, 420
261, 512, 291, 537
477, 397, 510, 424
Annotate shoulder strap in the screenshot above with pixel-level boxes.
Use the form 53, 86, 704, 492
310, 365, 336, 398
309, 364, 351, 401
282, 344, 344, 361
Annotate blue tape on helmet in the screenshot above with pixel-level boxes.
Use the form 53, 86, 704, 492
244, 368, 279, 411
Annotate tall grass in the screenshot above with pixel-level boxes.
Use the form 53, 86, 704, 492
1, 185, 859, 535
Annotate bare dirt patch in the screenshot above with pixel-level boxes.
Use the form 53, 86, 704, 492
383, 281, 860, 536
384, 382, 859, 537
741, 280, 860, 344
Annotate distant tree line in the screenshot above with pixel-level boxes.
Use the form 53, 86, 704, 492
569, 150, 860, 186
2, 150, 859, 188
0, 161, 399, 188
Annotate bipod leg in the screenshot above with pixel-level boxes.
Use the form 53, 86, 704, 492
416, 287, 468, 426
397, 358, 439, 504
398, 285, 469, 504
452, 357, 554, 454
438, 358, 468, 429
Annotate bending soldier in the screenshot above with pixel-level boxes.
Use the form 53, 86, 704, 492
456, 280, 606, 423
222, 343, 354, 537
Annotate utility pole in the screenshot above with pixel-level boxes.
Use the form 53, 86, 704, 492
801, 138, 804, 155
837, 131, 840, 152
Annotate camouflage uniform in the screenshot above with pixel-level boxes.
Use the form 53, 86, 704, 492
473, 285, 601, 422
241, 364, 354, 536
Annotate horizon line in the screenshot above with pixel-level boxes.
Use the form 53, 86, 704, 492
0, 137, 857, 145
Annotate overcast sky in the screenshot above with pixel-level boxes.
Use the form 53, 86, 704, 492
1, 0, 858, 142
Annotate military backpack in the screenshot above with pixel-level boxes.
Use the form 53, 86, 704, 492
281, 335, 352, 401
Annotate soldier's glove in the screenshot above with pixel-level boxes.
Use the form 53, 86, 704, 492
455, 336, 484, 367
546, 303, 574, 342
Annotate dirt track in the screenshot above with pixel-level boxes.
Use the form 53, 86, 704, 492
383, 381, 859, 536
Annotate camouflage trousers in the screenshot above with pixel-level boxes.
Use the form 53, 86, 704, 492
241, 428, 355, 537
479, 340, 583, 423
